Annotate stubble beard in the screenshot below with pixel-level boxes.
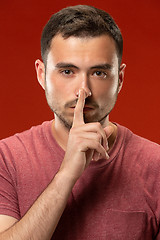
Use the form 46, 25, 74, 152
44, 78, 119, 130
55, 110, 108, 130
46, 94, 118, 131
53, 102, 117, 130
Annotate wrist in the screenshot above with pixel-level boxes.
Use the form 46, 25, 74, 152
54, 169, 77, 196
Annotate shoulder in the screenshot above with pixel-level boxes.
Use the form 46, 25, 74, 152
0, 121, 51, 147
118, 124, 159, 151
0, 121, 53, 161
117, 123, 160, 163
117, 124, 160, 188
128, 128, 159, 154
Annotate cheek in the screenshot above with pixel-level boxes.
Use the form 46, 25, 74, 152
108, 81, 119, 97
45, 76, 75, 106
45, 74, 64, 96
92, 80, 118, 101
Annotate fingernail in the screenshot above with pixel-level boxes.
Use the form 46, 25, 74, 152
78, 89, 84, 97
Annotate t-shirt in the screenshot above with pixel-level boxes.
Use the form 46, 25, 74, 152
0, 121, 160, 239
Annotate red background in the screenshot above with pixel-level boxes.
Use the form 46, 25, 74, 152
0, 0, 159, 143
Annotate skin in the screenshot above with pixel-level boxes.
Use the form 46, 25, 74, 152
0, 34, 126, 239
37, 34, 125, 151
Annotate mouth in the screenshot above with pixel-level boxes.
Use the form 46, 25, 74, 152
70, 105, 94, 112
83, 106, 94, 112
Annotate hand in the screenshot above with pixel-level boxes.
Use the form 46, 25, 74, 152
59, 89, 113, 182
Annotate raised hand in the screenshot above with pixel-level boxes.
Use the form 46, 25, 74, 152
59, 88, 113, 182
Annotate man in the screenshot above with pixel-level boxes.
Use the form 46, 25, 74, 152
0, 5, 159, 239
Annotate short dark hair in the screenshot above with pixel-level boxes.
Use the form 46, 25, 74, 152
41, 5, 123, 66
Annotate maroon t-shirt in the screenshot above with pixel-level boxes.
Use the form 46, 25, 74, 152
0, 121, 160, 239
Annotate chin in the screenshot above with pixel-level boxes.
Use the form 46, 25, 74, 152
84, 113, 103, 124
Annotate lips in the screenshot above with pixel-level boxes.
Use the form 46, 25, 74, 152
70, 106, 94, 113
83, 106, 94, 110
70, 105, 94, 109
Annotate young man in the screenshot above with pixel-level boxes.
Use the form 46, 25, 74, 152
0, 5, 159, 240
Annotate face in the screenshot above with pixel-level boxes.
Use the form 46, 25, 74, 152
36, 34, 125, 129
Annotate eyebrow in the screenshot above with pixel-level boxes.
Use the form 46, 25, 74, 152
55, 63, 79, 69
55, 62, 112, 70
90, 63, 112, 70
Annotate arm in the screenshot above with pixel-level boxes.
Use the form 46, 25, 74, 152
0, 89, 112, 239
0, 170, 76, 239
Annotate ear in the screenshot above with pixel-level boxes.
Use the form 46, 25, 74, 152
35, 59, 45, 90
118, 63, 126, 93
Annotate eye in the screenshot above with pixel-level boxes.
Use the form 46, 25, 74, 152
61, 69, 73, 75
93, 71, 107, 78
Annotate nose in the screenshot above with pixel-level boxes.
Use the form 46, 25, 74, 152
75, 74, 92, 98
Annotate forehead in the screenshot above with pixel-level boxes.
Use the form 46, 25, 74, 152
47, 34, 118, 68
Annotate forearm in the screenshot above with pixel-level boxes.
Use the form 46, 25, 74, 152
0, 170, 75, 240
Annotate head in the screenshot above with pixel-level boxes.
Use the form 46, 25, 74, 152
41, 5, 123, 67
35, 5, 126, 130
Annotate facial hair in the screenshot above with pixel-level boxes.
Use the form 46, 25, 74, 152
44, 69, 120, 130
45, 88, 119, 130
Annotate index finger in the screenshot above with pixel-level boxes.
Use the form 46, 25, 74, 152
72, 89, 86, 127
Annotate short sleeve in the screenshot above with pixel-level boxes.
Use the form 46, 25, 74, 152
0, 141, 20, 220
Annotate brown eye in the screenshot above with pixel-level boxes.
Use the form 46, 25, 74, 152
63, 70, 72, 75
93, 71, 107, 78
96, 71, 102, 76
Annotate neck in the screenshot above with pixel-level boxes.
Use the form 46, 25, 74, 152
51, 115, 117, 151
51, 117, 70, 151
